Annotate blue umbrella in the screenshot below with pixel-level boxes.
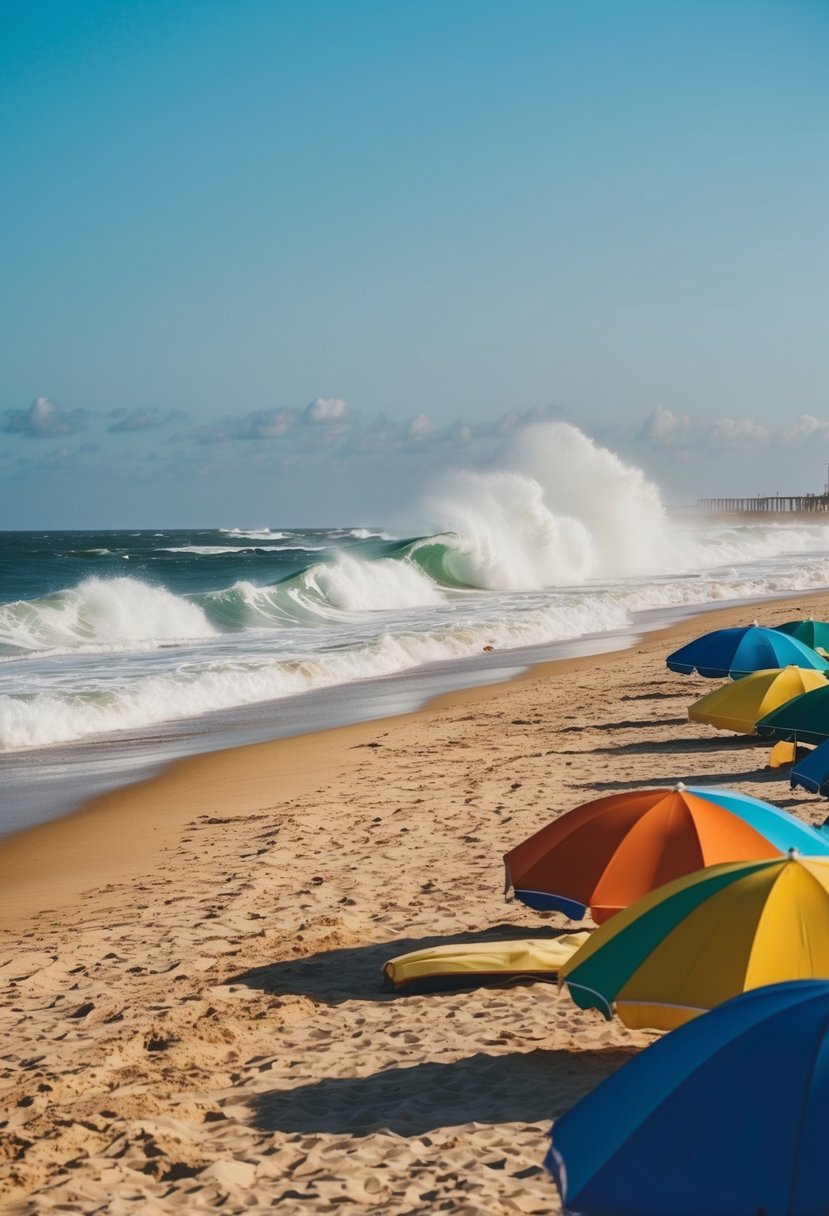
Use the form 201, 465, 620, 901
791, 738, 829, 799
547, 981, 829, 1216
666, 624, 829, 678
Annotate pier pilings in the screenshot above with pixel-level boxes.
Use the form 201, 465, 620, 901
696, 495, 829, 517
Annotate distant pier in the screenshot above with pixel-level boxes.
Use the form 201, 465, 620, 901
696, 495, 829, 518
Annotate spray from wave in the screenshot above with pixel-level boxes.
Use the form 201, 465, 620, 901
418, 423, 674, 588
417, 422, 829, 589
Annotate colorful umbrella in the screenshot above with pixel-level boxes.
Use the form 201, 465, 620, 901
503, 784, 829, 922
791, 738, 829, 799
756, 682, 829, 746
774, 618, 829, 656
558, 854, 829, 1030
547, 981, 829, 1216
687, 665, 827, 734
666, 624, 828, 678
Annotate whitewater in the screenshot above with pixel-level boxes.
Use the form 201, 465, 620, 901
2, 424, 829, 832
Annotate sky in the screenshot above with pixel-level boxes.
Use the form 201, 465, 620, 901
2, 0, 827, 527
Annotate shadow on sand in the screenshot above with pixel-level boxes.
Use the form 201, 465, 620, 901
582, 768, 789, 793
227, 924, 582, 1006
580, 735, 770, 757
247, 1046, 635, 1136
620, 691, 688, 702
561, 716, 689, 733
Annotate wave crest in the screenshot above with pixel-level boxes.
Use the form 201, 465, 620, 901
0, 577, 216, 653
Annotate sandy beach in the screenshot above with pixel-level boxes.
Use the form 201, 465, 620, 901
3, 592, 829, 1215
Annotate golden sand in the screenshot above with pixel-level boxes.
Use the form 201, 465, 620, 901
3, 594, 829, 1213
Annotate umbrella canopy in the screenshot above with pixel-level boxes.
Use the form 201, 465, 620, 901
774, 618, 829, 656
791, 738, 829, 799
666, 624, 828, 678
503, 784, 829, 922
688, 665, 828, 734
547, 981, 829, 1216
558, 854, 829, 1030
756, 682, 829, 746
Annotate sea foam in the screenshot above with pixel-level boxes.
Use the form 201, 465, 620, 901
0, 593, 633, 748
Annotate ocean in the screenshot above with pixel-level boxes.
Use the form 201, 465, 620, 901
3, 446, 829, 836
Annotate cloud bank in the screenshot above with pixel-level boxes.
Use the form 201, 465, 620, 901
3, 391, 828, 527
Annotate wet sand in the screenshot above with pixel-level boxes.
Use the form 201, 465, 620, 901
3, 593, 828, 1214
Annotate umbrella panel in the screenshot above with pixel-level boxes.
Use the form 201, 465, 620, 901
549, 983, 829, 1216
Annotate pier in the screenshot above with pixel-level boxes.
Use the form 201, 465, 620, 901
697, 495, 829, 517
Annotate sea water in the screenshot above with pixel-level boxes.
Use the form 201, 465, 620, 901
3, 424, 829, 834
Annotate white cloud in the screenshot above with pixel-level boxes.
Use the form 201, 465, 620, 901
408, 413, 433, 439
3, 396, 86, 438
304, 397, 348, 424
193, 408, 299, 443
637, 406, 690, 447
709, 417, 771, 448
781, 414, 829, 444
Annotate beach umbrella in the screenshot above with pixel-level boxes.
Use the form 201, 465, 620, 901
665, 624, 829, 678
503, 784, 829, 923
791, 738, 829, 799
547, 981, 829, 1216
687, 665, 828, 734
774, 618, 829, 656
756, 683, 829, 746
558, 853, 829, 1030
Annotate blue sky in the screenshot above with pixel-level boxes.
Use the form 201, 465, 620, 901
2, 0, 827, 526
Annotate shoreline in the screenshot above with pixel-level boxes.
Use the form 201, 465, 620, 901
3, 578, 827, 843
1, 589, 827, 930
3, 582, 826, 841
3, 588, 829, 1213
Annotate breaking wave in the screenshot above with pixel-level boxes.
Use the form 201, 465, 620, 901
0, 593, 632, 749
3, 423, 829, 752
0, 578, 216, 654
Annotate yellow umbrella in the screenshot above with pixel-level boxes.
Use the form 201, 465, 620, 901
688, 666, 827, 735
559, 854, 829, 1031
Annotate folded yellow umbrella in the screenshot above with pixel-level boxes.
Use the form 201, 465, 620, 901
383, 932, 590, 989
688, 666, 827, 735
768, 740, 798, 768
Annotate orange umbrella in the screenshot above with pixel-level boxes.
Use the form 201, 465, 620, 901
502, 785, 819, 924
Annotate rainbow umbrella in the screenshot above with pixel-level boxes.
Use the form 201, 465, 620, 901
503, 784, 829, 923
558, 854, 829, 1030
547, 981, 829, 1216
666, 624, 828, 678
774, 618, 829, 656
688, 666, 827, 734
756, 683, 829, 746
